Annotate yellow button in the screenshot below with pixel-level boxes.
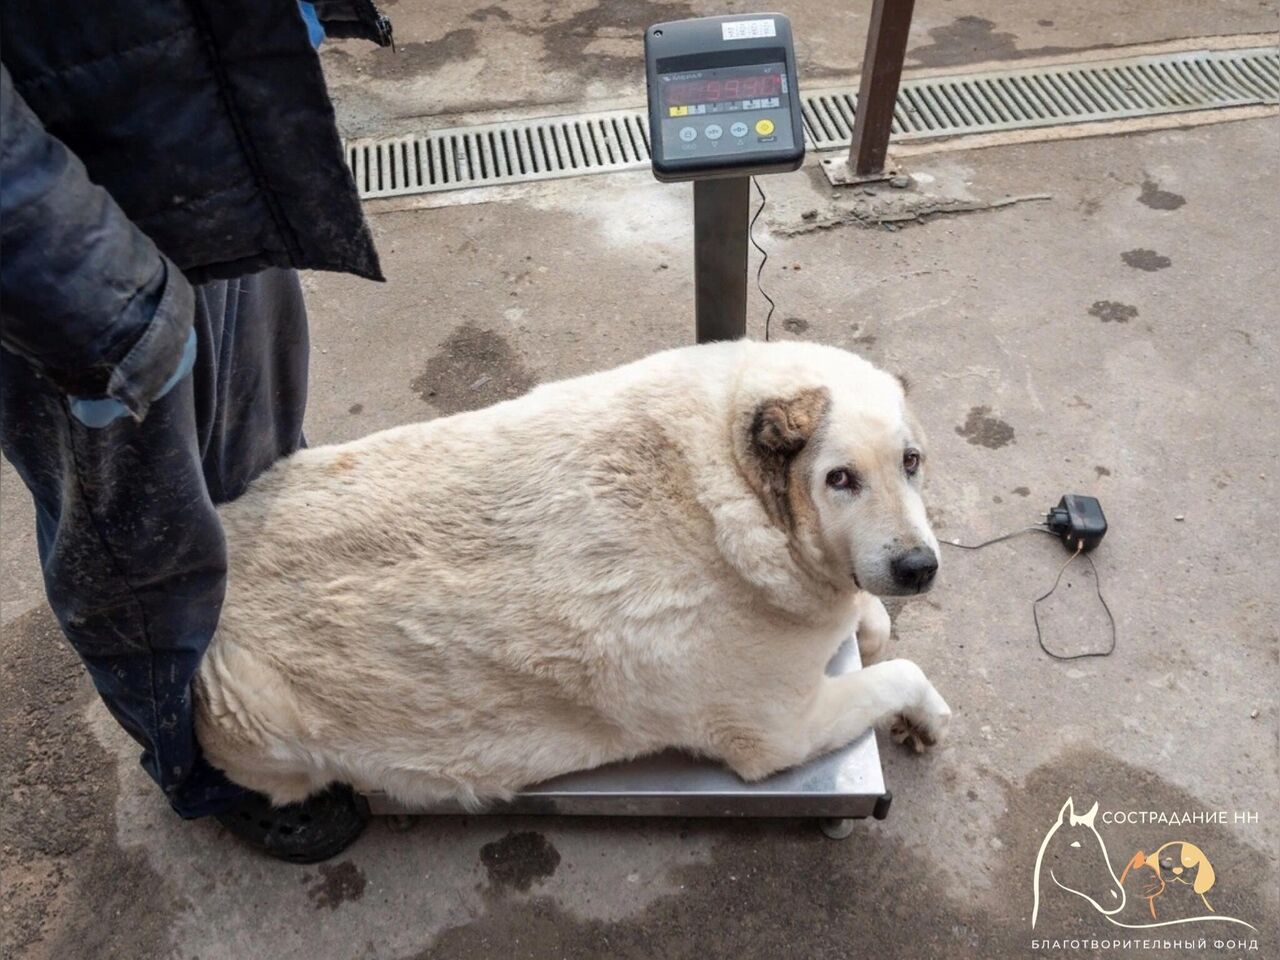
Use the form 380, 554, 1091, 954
669, 105, 688, 117
755, 118, 775, 135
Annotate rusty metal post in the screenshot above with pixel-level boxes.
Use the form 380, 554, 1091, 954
847, 0, 916, 176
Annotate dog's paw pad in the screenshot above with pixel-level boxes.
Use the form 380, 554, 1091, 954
889, 715, 939, 754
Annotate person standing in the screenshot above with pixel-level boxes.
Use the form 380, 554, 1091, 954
1, 0, 392, 862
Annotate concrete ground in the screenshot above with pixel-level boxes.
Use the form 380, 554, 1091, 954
2, 3, 1278, 958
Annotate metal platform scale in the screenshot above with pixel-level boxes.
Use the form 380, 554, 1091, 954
370, 13, 891, 839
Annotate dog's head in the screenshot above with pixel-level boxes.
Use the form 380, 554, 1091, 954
738, 343, 938, 597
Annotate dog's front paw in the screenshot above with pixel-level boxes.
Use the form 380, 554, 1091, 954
889, 682, 951, 754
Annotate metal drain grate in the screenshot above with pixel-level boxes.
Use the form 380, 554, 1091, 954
347, 46, 1278, 199
804, 46, 1279, 149
348, 108, 652, 199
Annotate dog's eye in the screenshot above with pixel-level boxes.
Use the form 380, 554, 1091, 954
903, 449, 921, 476
826, 468, 858, 491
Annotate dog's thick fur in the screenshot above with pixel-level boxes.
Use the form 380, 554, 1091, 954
195, 340, 951, 808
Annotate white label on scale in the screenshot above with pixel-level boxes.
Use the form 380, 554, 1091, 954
722, 19, 776, 41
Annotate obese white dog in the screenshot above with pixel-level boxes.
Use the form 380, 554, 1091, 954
195, 339, 951, 808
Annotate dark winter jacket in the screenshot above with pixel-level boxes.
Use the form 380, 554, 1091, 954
0, 0, 391, 417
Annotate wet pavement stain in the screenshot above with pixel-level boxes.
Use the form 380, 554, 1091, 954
781, 317, 810, 334
411, 322, 537, 415
0, 608, 175, 960
306, 860, 368, 910
420, 821, 1017, 959
908, 16, 1082, 69
363, 29, 480, 80
1010, 750, 1271, 941
398, 749, 1273, 960
480, 831, 561, 892
1095, 465, 1112, 477
1121, 249, 1172, 272
1088, 301, 1138, 324
1138, 178, 1186, 211
1012, 486, 1031, 497
956, 406, 1015, 449
530, 0, 696, 77
468, 5, 513, 21
348, 403, 364, 415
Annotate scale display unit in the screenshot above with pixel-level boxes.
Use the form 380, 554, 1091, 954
646, 14, 806, 343
369, 15, 891, 838
646, 14, 804, 183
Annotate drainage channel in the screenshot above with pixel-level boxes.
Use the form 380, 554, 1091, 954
346, 46, 1279, 200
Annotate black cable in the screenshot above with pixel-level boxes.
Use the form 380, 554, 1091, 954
749, 177, 776, 341
1032, 545, 1118, 660
941, 523, 1117, 660
941, 525, 1053, 550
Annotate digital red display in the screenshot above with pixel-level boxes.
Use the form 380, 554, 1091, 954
663, 73, 782, 107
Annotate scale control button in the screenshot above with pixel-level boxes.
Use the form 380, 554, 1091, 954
704, 124, 723, 140
755, 118, 775, 136
729, 121, 749, 138
679, 126, 698, 142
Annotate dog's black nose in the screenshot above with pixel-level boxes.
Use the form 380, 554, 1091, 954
890, 547, 938, 591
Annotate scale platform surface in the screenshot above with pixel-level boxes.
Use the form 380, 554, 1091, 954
366, 638, 891, 825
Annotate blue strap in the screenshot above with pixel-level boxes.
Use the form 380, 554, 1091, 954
298, 2, 326, 48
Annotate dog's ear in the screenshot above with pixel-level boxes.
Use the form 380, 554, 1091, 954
750, 388, 829, 458
1181, 843, 1216, 894
744, 387, 830, 529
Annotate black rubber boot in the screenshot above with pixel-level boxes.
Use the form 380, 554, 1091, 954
214, 784, 371, 864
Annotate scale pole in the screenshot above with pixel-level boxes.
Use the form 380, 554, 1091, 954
693, 176, 750, 343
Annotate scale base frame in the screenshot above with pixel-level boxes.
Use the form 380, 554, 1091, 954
363, 639, 891, 836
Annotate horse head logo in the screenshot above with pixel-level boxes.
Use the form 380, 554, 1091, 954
1032, 797, 1125, 928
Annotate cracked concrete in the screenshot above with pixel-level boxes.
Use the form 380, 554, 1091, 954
3, 2, 1278, 957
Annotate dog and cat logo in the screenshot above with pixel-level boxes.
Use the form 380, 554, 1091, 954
1031, 797, 1256, 932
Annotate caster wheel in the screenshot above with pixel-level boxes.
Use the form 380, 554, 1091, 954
819, 817, 855, 840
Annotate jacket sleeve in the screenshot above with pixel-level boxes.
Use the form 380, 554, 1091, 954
0, 63, 194, 420
309, 0, 393, 45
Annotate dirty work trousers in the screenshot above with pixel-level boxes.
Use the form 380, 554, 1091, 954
1, 268, 308, 818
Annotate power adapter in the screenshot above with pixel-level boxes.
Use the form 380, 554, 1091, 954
1045, 495, 1107, 553
941, 494, 1115, 659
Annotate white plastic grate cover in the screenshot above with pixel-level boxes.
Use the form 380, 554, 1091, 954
346, 46, 1278, 199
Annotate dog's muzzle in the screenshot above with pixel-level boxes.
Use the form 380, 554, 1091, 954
889, 546, 938, 593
